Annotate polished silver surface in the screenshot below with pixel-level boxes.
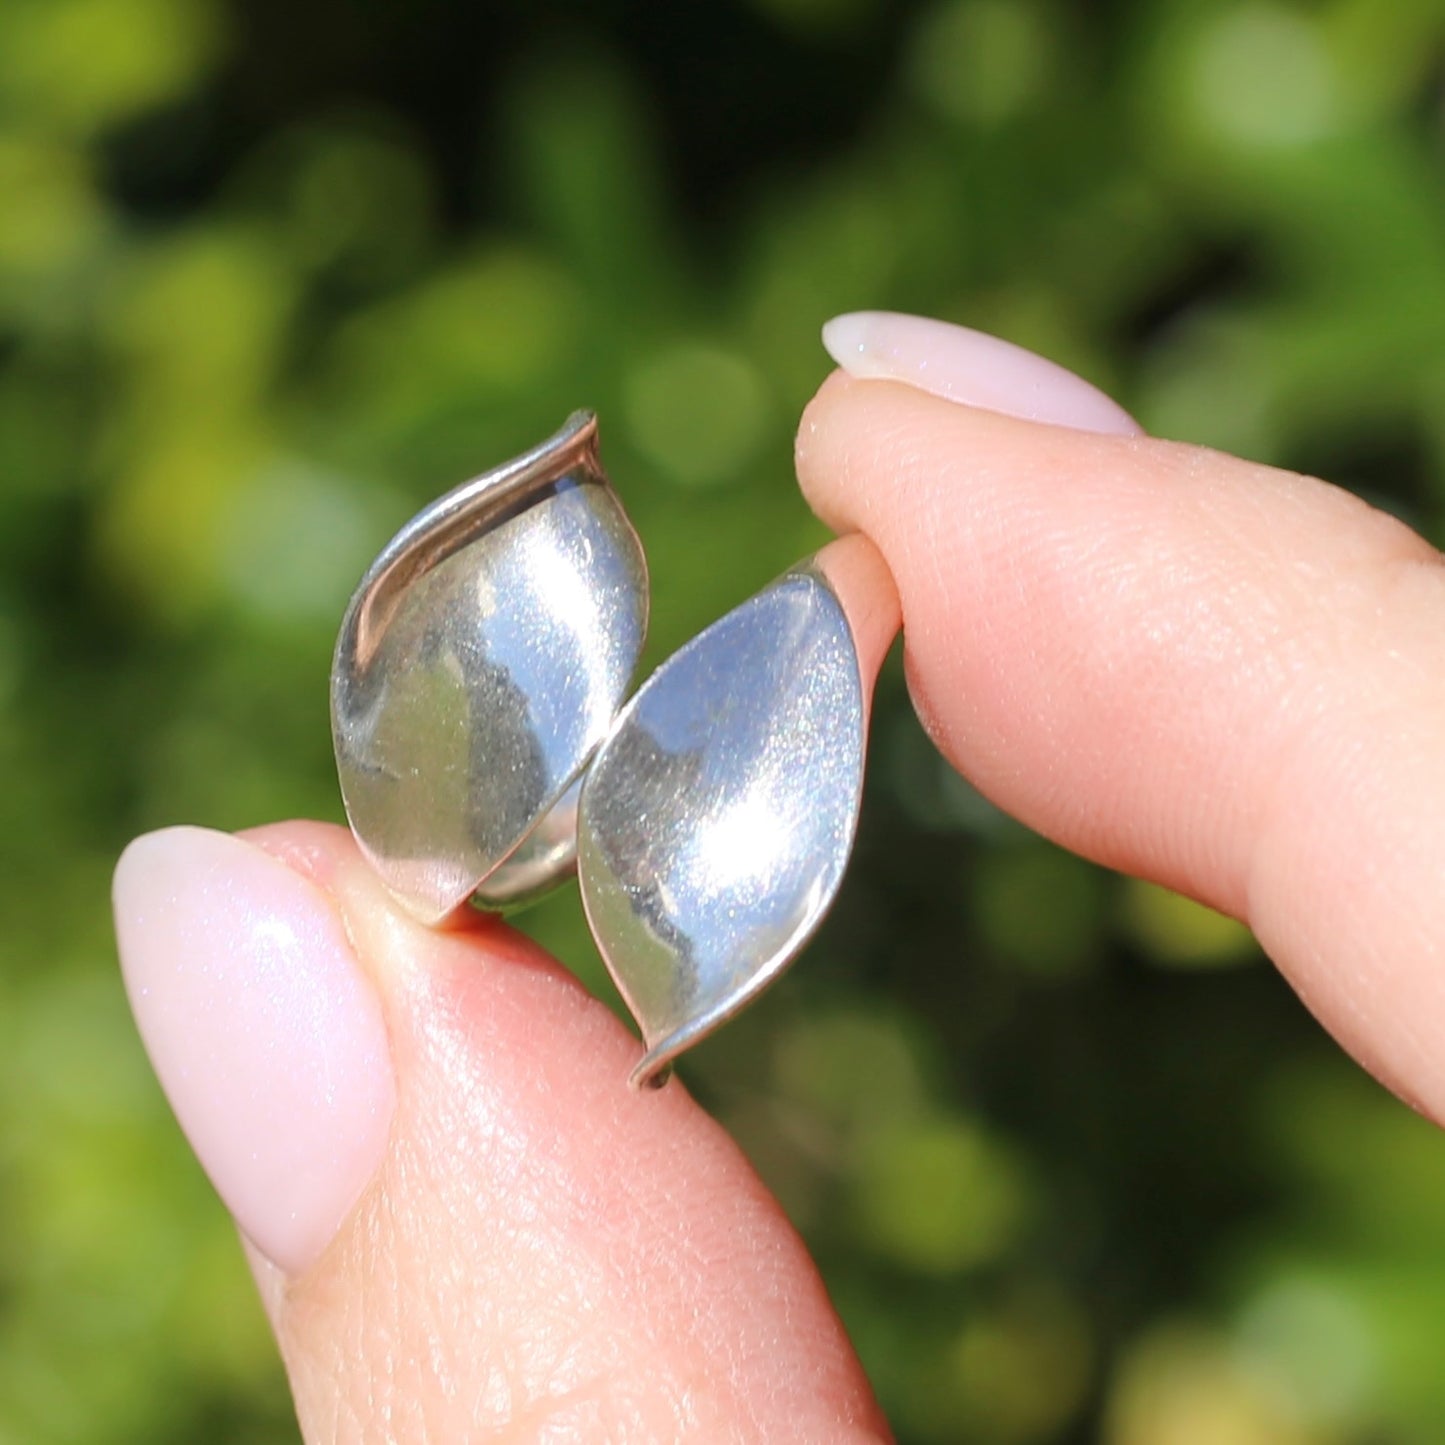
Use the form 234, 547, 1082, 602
577, 561, 866, 1087
331, 412, 648, 923
472, 773, 582, 912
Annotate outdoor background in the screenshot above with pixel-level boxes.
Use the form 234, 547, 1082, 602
4, 0, 1445, 1440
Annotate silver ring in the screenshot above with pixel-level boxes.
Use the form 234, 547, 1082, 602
332, 415, 874, 1084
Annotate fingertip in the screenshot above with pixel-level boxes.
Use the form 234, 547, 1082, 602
796, 366, 1445, 1147
113, 824, 395, 1277
795, 369, 863, 531
203, 823, 888, 1440
819, 311, 1142, 435
812, 533, 902, 717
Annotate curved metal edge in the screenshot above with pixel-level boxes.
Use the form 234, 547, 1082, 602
613, 560, 869, 1090
333, 410, 601, 673
466, 493, 651, 915
470, 776, 583, 914
330, 409, 641, 923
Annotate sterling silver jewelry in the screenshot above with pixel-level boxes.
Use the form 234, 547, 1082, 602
331, 412, 648, 922
332, 415, 871, 1084
577, 560, 867, 1085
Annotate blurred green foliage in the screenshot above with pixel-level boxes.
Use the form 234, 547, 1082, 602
4, 0, 1445, 1440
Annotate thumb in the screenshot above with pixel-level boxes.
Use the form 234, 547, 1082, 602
113, 822, 886, 1443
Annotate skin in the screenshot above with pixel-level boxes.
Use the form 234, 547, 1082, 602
233, 373, 1445, 1438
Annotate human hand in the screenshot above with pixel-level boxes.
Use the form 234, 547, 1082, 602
112, 311, 1445, 1441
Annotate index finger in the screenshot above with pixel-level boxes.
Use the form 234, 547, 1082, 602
796, 366, 1445, 1125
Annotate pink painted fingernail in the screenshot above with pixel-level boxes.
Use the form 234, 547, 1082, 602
113, 826, 394, 1275
822, 311, 1141, 436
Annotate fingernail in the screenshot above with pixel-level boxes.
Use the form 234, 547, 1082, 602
113, 826, 394, 1275
821, 310, 1141, 436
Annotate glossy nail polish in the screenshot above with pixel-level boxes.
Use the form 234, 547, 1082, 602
113, 826, 394, 1275
822, 310, 1141, 436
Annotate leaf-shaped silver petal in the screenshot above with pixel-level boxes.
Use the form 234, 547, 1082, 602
332, 413, 647, 923
577, 560, 865, 1085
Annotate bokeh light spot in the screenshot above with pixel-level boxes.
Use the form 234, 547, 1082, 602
220, 464, 390, 625
0, 135, 102, 281
948, 1286, 1093, 1443
624, 342, 770, 489
852, 1116, 1027, 1274
774, 1007, 932, 1128
1189, 5, 1342, 150
1106, 1324, 1314, 1445
1235, 1276, 1376, 1429
1121, 879, 1257, 970
906, 0, 1053, 127
0, 0, 227, 136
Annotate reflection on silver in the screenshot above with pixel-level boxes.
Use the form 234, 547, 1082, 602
474, 771, 582, 912
577, 562, 866, 1087
331, 412, 648, 923
333, 418, 875, 1085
